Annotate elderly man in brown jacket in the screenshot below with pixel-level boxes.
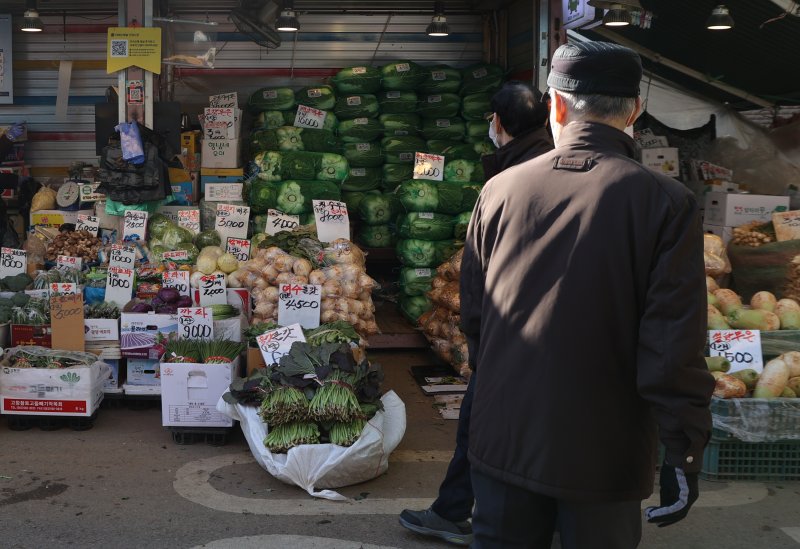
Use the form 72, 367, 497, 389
461, 41, 715, 548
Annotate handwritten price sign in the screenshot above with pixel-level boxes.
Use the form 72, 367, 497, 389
413, 152, 444, 181
178, 307, 214, 341
266, 209, 300, 236
0, 247, 27, 277
199, 273, 227, 306
123, 210, 148, 242
708, 330, 764, 374
106, 265, 134, 307
163, 250, 190, 262
209, 92, 238, 109
205, 183, 243, 202
226, 238, 251, 262
57, 255, 82, 270
178, 209, 201, 234
256, 323, 306, 366
278, 283, 321, 329
294, 104, 327, 130
76, 214, 100, 237
215, 203, 250, 241
312, 200, 350, 243
163, 270, 191, 297
109, 244, 136, 268
49, 282, 79, 296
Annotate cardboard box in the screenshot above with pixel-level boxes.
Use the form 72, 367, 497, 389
160, 358, 239, 427
181, 131, 201, 156
192, 288, 251, 320
84, 319, 120, 342
201, 139, 240, 169
246, 346, 266, 376
30, 209, 94, 229
126, 358, 160, 386
11, 324, 52, 348
704, 192, 790, 227
641, 147, 680, 177
0, 362, 107, 417
703, 224, 734, 246
119, 313, 179, 359
200, 167, 244, 191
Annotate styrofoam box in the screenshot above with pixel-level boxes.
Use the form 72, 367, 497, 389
0, 362, 108, 416
704, 192, 790, 227
160, 358, 239, 427
703, 224, 734, 246
641, 147, 680, 177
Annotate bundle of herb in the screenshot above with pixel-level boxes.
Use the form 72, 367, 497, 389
259, 385, 309, 426
199, 339, 247, 364
329, 419, 366, 447
305, 321, 361, 347
264, 421, 320, 453
163, 340, 201, 363
308, 370, 364, 423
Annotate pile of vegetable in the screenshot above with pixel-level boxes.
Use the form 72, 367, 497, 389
0, 273, 32, 293
147, 214, 199, 264
4, 346, 101, 369
707, 279, 800, 331
162, 338, 246, 364
11, 297, 50, 325
706, 352, 800, 400
45, 230, 102, 264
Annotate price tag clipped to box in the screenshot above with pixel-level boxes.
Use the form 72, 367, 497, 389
50, 294, 85, 352
199, 273, 227, 306
294, 104, 327, 130
413, 152, 444, 181
56, 255, 82, 270
278, 283, 321, 329
163, 270, 191, 298
312, 200, 350, 243
178, 209, 201, 234
0, 247, 27, 277
106, 266, 134, 307
76, 214, 100, 237
123, 210, 148, 242
215, 203, 250, 241
266, 209, 300, 236
226, 238, 251, 262
49, 282, 79, 296
256, 323, 306, 366
708, 330, 764, 374
178, 307, 214, 341
109, 244, 136, 269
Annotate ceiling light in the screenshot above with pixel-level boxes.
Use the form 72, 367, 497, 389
427, 2, 449, 37
276, 2, 299, 32
21, 0, 43, 32
602, 4, 632, 26
707, 5, 734, 30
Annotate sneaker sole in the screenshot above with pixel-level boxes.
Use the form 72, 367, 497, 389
398, 516, 473, 546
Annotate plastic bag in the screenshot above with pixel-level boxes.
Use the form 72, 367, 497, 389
217, 391, 406, 500
711, 396, 800, 443
31, 186, 57, 212
115, 122, 146, 165
704, 234, 731, 277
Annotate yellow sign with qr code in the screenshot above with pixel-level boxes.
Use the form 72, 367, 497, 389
107, 27, 162, 74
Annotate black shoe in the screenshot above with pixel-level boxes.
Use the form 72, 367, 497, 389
399, 507, 473, 546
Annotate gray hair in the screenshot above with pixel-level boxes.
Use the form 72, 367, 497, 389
556, 90, 637, 124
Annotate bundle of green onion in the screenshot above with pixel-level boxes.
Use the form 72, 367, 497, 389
329, 419, 366, 447
259, 386, 310, 426
308, 371, 364, 423
264, 421, 320, 453
199, 339, 246, 364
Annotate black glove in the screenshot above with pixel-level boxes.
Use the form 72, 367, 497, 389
644, 463, 699, 527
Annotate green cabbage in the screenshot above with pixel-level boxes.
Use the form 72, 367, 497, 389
397, 212, 455, 240
453, 211, 472, 240
444, 159, 477, 183
249, 87, 296, 111
161, 225, 195, 248
380, 60, 425, 91
380, 114, 421, 135
148, 213, 172, 240
176, 242, 199, 264
438, 181, 481, 214
395, 179, 439, 212
398, 267, 434, 297
254, 151, 348, 182
425, 140, 480, 161
338, 118, 384, 143
460, 64, 505, 96
422, 118, 466, 141
377, 91, 419, 114
399, 294, 433, 323
254, 111, 287, 130
466, 120, 490, 141
300, 128, 342, 153
358, 224, 396, 248
342, 190, 380, 214
294, 85, 336, 110
194, 230, 222, 249
382, 136, 426, 165
249, 129, 279, 154
416, 93, 461, 119
276, 126, 305, 151
396, 239, 437, 268
342, 167, 382, 192
333, 94, 380, 120
276, 180, 341, 215
317, 153, 349, 181
280, 151, 318, 180
359, 193, 397, 225
250, 179, 278, 213
417, 65, 462, 94
473, 139, 496, 157
382, 164, 414, 186
461, 93, 492, 120
331, 66, 382, 94
150, 245, 170, 262
343, 142, 384, 168
253, 151, 282, 181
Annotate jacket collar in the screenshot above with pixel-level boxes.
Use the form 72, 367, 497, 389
555, 122, 637, 159
483, 127, 553, 180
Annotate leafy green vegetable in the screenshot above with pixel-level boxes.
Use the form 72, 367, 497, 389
444, 159, 477, 183
253, 151, 283, 181
359, 193, 397, 225
399, 294, 433, 323
382, 164, 414, 186
416, 93, 461, 118
338, 118, 384, 143
148, 213, 172, 240
161, 225, 194, 248
264, 421, 320, 452
342, 190, 381, 213
422, 118, 466, 141
249, 87, 296, 111
425, 140, 480, 161
358, 225, 396, 248
333, 94, 380, 120
331, 66, 382, 94
396, 239, 460, 267
294, 85, 336, 110
377, 90, 419, 114
397, 212, 455, 240
466, 120, 490, 141
459, 64, 505, 96
194, 229, 222, 249
253, 151, 349, 182
305, 321, 361, 346
382, 136, 426, 165
380, 60, 425, 91
437, 181, 482, 214
453, 211, 472, 240
395, 179, 439, 212
317, 153, 349, 181
275, 126, 305, 151
343, 142, 384, 168
275, 180, 341, 215
417, 65, 462, 94
379, 114, 421, 136
473, 139, 496, 157
398, 267, 434, 297
254, 111, 287, 130
342, 167, 382, 192
461, 93, 492, 120
250, 179, 278, 214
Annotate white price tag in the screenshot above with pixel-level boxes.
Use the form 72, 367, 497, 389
123, 210, 148, 242
109, 244, 136, 268
178, 307, 214, 341
49, 282, 79, 296
294, 104, 328, 130
265, 209, 300, 236
76, 214, 100, 237
203, 107, 236, 140
79, 183, 105, 203
415, 268, 432, 277
105, 266, 134, 307
204, 183, 243, 202
178, 209, 201, 234
708, 330, 764, 374
163, 250, 190, 262
413, 152, 445, 181
215, 203, 250, 241
199, 273, 227, 306
278, 283, 322, 329
57, 255, 82, 270
431, 70, 446, 81
209, 92, 238, 109
163, 270, 191, 298
0, 247, 27, 277
312, 200, 350, 243
346, 96, 362, 106
256, 323, 306, 366
418, 212, 435, 219
226, 238, 251, 262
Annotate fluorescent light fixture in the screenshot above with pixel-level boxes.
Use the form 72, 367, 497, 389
427, 2, 449, 36
152, 16, 219, 26
22, 0, 43, 32
707, 5, 734, 30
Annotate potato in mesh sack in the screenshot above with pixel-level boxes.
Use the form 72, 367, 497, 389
427, 280, 460, 314
436, 247, 463, 282
704, 234, 731, 277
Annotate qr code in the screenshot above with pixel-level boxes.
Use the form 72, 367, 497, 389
111, 39, 128, 57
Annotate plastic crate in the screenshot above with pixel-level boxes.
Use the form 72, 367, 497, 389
710, 396, 800, 443
701, 439, 800, 481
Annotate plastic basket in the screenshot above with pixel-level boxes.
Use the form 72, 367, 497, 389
701, 439, 800, 481
710, 396, 800, 443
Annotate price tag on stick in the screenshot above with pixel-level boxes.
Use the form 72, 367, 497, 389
163, 271, 191, 298
109, 244, 136, 268
256, 323, 306, 366
413, 152, 444, 181
312, 200, 350, 243
178, 307, 214, 341
76, 214, 100, 237
123, 210, 148, 242
278, 283, 322, 329
0, 247, 27, 277
708, 330, 764, 374
215, 203, 250, 241
106, 266, 134, 307
265, 209, 300, 236
199, 273, 227, 306
226, 238, 251, 262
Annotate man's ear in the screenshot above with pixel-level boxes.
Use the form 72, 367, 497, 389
626, 97, 643, 127
493, 114, 504, 136
552, 91, 568, 125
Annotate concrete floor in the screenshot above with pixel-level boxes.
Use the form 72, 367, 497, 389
1, 348, 799, 549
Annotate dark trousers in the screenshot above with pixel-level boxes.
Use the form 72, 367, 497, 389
431, 373, 475, 522
471, 468, 642, 549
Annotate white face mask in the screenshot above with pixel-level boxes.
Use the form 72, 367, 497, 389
488, 118, 500, 148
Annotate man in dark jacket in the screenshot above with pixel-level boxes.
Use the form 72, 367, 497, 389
399, 81, 553, 546
462, 42, 714, 548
